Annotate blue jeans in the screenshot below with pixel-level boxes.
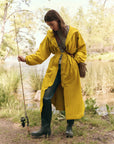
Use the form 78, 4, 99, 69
43, 64, 74, 124
44, 64, 61, 100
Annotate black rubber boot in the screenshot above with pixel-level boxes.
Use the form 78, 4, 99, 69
65, 120, 74, 138
31, 99, 52, 138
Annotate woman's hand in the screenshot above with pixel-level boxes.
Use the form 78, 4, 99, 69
18, 56, 26, 62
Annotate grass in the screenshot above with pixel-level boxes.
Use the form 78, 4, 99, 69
81, 61, 114, 97
0, 56, 114, 143
28, 68, 44, 92
0, 96, 114, 144
2, 96, 113, 133
0, 66, 20, 106
0, 97, 41, 126
87, 52, 114, 62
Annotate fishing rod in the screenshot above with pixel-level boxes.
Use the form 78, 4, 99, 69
14, 15, 30, 135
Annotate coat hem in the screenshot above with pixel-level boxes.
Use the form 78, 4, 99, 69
65, 113, 85, 120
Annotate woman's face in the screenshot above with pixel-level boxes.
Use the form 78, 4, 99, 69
46, 20, 59, 31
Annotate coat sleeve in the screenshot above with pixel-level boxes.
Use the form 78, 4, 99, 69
74, 31, 87, 63
25, 35, 51, 65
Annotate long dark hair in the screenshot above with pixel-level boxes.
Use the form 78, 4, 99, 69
44, 9, 68, 37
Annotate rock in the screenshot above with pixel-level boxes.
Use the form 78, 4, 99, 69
34, 90, 41, 101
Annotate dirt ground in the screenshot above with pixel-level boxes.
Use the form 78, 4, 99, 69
0, 118, 114, 144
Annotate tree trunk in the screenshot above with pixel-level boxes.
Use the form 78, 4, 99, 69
103, 0, 107, 7
0, 3, 8, 50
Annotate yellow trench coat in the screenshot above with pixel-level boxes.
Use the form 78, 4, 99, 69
26, 26, 87, 120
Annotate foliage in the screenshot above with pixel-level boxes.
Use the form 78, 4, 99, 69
28, 68, 44, 92
0, 84, 9, 107
105, 104, 114, 125
106, 104, 113, 115
0, 0, 113, 61
77, 0, 114, 53
0, 66, 20, 106
81, 61, 114, 97
36, 8, 51, 34
85, 98, 99, 114
0, 95, 22, 118
0, 0, 37, 61
37, 0, 114, 53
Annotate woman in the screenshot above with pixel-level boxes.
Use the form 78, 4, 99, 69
18, 9, 87, 138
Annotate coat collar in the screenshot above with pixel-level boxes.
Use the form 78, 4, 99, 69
47, 26, 78, 47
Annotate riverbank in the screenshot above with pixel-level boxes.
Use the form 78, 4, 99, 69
0, 112, 114, 144
0, 53, 114, 143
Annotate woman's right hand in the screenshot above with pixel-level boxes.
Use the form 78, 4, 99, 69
18, 56, 26, 62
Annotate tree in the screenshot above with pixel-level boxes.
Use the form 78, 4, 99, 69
0, 0, 37, 61
85, 0, 114, 52
0, 3, 8, 50
36, 8, 51, 35
71, 0, 114, 53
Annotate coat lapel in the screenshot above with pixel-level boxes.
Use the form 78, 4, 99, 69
47, 26, 77, 52
47, 30, 58, 47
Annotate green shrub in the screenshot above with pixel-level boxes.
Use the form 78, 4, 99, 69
0, 84, 9, 106
28, 68, 44, 91
0, 65, 7, 75
85, 98, 99, 114
0, 67, 20, 106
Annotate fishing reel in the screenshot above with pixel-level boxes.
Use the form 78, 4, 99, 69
20, 117, 26, 127
20, 116, 29, 128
